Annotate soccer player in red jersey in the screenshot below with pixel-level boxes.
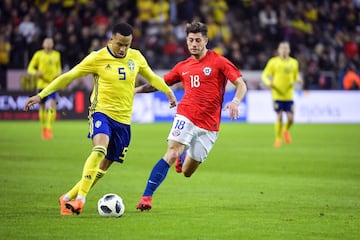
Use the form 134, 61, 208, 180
136, 21, 247, 211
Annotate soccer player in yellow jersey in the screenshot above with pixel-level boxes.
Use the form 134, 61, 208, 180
262, 41, 302, 147
24, 23, 177, 215
27, 38, 62, 140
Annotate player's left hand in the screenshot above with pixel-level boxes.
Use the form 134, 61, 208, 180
224, 101, 239, 120
24, 95, 41, 111
166, 91, 177, 108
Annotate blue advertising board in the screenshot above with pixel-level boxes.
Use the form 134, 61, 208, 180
152, 90, 247, 122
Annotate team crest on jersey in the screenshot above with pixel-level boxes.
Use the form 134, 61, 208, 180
284, 64, 293, 74
172, 129, 181, 137
203, 67, 212, 76
128, 60, 135, 71
95, 120, 102, 128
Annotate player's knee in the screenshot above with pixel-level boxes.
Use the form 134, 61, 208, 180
165, 147, 181, 161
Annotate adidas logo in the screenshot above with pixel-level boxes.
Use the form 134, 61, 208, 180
84, 175, 92, 180
105, 64, 111, 70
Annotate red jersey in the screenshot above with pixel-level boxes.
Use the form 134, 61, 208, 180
164, 50, 242, 131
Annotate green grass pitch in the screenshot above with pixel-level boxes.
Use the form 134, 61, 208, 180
0, 121, 359, 239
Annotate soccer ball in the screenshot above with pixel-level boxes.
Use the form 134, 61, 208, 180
97, 193, 125, 217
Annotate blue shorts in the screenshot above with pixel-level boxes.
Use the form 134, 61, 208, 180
38, 90, 57, 104
273, 100, 294, 113
88, 112, 131, 163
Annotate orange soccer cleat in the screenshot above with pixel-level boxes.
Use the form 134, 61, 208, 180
273, 139, 282, 148
65, 199, 84, 215
41, 129, 47, 140
59, 194, 72, 215
136, 196, 152, 211
42, 128, 53, 140
46, 128, 53, 139
283, 130, 292, 144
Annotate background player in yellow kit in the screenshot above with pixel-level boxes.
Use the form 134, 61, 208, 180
27, 38, 62, 139
24, 23, 177, 215
262, 41, 302, 147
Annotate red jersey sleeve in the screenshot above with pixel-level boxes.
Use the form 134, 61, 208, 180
164, 62, 183, 85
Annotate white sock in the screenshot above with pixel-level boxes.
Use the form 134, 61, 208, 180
76, 195, 86, 204
63, 194, 70, 201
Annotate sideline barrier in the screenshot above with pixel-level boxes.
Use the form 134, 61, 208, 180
1, 90, 359, 123
0, 90, 89, 120
247, 90, 360, 123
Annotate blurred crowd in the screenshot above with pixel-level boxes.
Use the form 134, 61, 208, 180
0, 0, 359, 90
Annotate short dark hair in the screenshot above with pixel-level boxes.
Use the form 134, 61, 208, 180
112, 23, 134, 36
185, 21, 208, 37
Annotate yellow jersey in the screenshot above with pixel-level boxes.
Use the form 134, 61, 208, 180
27, 49, 62, 89
38, 46, 172, 124
262, 56, 300, 101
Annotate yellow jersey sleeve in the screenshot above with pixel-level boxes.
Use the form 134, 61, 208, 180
27, 51, 40, 75
137, 54, 172, 94
38, 52, 95, 98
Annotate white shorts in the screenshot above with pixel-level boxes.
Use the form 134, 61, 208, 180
167, 114, 218, 162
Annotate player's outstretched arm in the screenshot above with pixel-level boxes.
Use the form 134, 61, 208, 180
24, 95, 41, 111
135, 84, 157, 93
135, 84, 177, 108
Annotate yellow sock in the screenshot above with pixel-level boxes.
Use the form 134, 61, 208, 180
93, 168, 107, 187
78, 146, 107, 198
274, 121, 282, 141
283, 121, 292, 132
39, 108, 46, 129
65, 169, 107, 200
66, 181, 81, 200
46, 107, 56, 129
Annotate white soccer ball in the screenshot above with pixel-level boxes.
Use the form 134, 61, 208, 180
97, 193, 125, 217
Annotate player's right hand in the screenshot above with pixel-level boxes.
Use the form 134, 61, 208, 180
24, 95, 41, 111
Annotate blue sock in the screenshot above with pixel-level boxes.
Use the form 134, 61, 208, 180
143, 159, 170, 196
179, 151, 186, 164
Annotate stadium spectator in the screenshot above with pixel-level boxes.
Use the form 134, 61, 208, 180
18, 14, 37, 44
303, 60, 321, 90
0, 32, 11, 90
23, 23, 176, 215
210, 0, 229, 24
343, 64, 360, 90
152, 0, 170, 24
2, 0, 360, 90
135, 21, 247, 211
136, 0, 153, 36
258, 3, 278, 36
226, 40, 243, 69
